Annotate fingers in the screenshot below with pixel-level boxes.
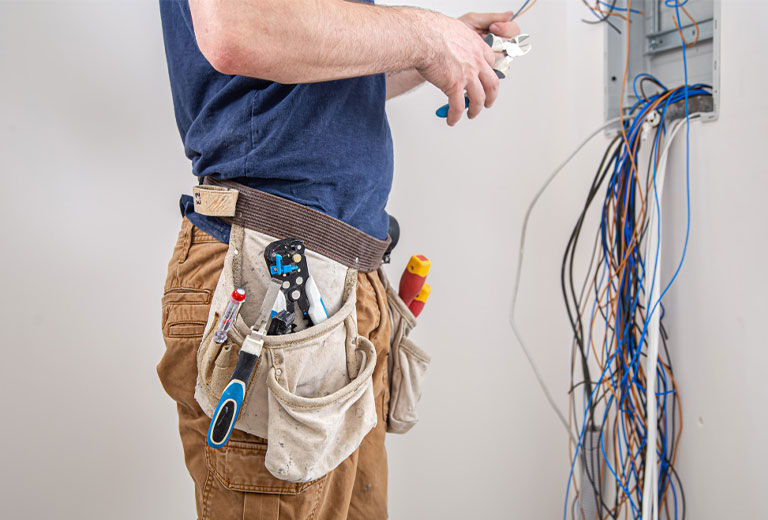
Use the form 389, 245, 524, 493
478, 63, 500, 108
463, 11, 514, 28
489, 20, 521, 38
465, 78, 485, 119
460, 11, 517, 34
446, 87, 466, 127
482, 43, 498, 67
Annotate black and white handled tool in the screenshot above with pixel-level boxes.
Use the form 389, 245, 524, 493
207, 279, 282, 449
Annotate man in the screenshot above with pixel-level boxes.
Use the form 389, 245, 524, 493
157, 1, 519, 518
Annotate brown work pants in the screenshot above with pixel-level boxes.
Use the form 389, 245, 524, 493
158, 219, 391, 519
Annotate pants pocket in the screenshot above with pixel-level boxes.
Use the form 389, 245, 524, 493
203, 440, 326, 520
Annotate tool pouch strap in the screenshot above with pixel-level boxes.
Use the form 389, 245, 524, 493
198, 177, 390, 273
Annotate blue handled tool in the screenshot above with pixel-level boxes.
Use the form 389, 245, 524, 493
435, 33, 532, 118
435, 97, 470, 118
207, 279, 282, 449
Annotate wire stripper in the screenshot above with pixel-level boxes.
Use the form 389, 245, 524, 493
264, 238, 329, 327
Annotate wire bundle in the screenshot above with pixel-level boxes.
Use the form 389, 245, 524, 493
508, 2, 711, 518
564, 2, 710, 517
562, 76, 711, 520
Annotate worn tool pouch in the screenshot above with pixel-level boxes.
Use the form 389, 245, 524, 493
379, 268, 432, 434
195, 224, 377, 483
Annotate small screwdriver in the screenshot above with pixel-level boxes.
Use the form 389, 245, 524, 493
213, 289, 246, 344
399, 254, 431, 307
408, 283, 432, 318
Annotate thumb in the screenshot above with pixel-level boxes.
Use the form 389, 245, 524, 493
489, 11, 515, 31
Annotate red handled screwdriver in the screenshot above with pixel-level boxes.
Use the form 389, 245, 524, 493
399, 254, 431, 306
408, 283, 432, 318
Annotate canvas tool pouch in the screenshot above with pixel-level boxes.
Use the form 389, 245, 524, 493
194, 215, 379, 483
378, 268, 432, 434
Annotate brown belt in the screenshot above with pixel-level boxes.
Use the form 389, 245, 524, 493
200, 177, 390, 273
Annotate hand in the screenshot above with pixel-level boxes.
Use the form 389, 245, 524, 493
417, 13, 501, 126
417, 11, 521, 125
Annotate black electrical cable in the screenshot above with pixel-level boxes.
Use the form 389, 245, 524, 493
562, 102, 692, 518
581, 0, 622, 34
562, 134, 625, 518
512, 0, 531, 19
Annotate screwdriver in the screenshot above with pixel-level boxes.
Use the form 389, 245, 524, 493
408, 283, 432, 318
207, 280, 282, 449
399, 254, 431, 307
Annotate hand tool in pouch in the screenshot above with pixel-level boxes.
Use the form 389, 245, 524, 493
264, 238, 329, 326
207, 279, 282, 449
436, 33, 532, 118
399, 254, 431, 307
213, 288, 246, 343
408, 283, 432, 317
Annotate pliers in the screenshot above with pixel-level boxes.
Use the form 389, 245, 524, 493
436, 33, 532, 118
484, 33, 532, 79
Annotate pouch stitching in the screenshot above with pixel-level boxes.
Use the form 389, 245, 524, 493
266, 341, 375, 410
399, 339, 432, 363
261, 300, 355, 348
385, 285, 417, 330
267, 368, 372, 410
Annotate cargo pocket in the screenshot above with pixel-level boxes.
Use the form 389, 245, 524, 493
203, 439, 326, 520
379, 268, 432, 434
194, 224, 377, 483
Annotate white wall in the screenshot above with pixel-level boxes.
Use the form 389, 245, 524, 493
1, 1, 765, 519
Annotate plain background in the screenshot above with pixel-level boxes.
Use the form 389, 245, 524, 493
1, 0, 766, 518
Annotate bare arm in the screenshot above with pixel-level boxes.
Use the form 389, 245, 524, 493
190, 0, 510, 124
386, 69, 426, 100
190, 0, 438, 82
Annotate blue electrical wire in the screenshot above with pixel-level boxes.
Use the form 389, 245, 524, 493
513, 0, 532, 19
562, 18, 706, 511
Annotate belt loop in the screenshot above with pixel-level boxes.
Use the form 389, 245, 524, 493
179, 218, 194, 264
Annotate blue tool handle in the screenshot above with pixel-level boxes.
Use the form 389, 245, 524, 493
207, 350, 259, 449
435, 96, 470, 118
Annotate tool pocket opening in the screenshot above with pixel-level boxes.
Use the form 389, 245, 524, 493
380, 268, 432, 434
195, 225, 377, 483
264, 333, 377, 482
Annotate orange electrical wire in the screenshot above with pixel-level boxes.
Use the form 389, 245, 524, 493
671, 3, 700, 47
514, 0, 539, 20
573, 85, 685, 518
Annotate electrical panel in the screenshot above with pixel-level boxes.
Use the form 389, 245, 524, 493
605, 0, 720, 122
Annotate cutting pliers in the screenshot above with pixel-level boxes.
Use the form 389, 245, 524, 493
436, 33, 532, 118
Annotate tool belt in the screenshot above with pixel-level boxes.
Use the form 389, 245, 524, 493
192, 178, 431, 483
197, 177, 390, 273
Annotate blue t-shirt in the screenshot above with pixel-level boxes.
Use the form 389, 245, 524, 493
159, 0, 393, 241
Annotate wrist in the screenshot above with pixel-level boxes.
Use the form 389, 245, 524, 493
394, 7, 440, 71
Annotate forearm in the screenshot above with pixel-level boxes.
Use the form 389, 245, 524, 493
190, 0, 436, 83
386, 69, 426, 100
